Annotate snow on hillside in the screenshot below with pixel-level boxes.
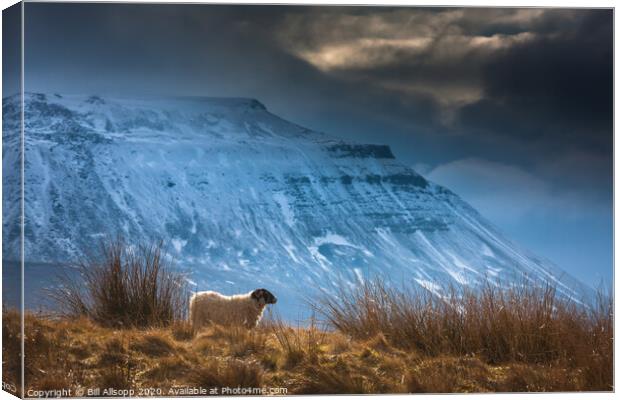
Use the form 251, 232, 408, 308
2, 93, 592, 318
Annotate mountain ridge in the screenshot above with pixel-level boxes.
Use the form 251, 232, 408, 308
2, 92, 592, 317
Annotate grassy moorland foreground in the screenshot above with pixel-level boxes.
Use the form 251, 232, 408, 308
2, 241, 613, 396
3, 285, 614, 397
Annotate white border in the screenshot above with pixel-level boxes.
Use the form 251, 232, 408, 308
0, 1, 615, 400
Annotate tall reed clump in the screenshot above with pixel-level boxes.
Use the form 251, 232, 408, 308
52, 238, 188, 328
317, 279, 613, 390
268, 311, 327, 368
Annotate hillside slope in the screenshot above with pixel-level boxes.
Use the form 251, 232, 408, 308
2, 93, 590, 316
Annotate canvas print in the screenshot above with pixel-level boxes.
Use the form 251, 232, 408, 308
1, 2, 614, 397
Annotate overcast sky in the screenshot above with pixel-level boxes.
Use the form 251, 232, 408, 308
16, 3, 613, 288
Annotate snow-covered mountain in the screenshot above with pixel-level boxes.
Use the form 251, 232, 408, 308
2, 93, 591, 317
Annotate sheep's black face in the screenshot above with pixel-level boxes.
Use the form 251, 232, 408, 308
251, 288, 277, 306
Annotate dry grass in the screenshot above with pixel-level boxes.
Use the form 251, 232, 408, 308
2, 308, 22, 396
51, 237, 188, 328
190, 358, 263, 389
317, 279, 613, 391
267, 312, 327, 368
2, 279, 612, 395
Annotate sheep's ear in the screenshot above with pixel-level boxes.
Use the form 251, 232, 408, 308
251, 290, 260, 300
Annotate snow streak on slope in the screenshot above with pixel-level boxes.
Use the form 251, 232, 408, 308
2, 93, 592, 317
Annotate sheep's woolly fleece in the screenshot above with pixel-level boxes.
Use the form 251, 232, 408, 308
190, 290, 270, 329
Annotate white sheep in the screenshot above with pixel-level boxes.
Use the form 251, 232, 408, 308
189, 288, 277, 329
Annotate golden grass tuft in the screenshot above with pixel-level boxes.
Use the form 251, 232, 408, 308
269, 313, 327, 368
170, 320, 195, 341
142, 356, 193, 382
318, 279, 613, 377
190, 358, 263, 389
129, 333, 175, 357
405, 356, 494, 393
51, 237, 189, 329
292, 360, 374, 394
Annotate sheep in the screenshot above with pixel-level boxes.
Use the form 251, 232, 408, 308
189, 288, 277, 329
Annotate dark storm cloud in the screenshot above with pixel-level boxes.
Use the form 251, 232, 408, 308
24, 3, 445, 140
22, 5, 613, 135
2, 3, 21, 96
21, 4, 612, 177
458, 9, 612, 153
274, 7, 612, 205
279, 8, 612, 140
